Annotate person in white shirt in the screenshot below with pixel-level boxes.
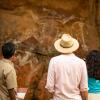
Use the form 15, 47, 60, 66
45, 34, 88, 100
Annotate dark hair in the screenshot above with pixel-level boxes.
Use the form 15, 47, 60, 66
86, 50, 100, 80
2, 42, 15, 59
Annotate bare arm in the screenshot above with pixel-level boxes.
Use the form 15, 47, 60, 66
45, 88, 54, 100
81, 91, 88, 100
8, 88, 16, 100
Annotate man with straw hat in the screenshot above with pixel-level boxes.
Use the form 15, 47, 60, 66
45, 34, 88, 100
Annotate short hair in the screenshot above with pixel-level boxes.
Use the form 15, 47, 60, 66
86, 50, 100, 80
2, 42, 15, 59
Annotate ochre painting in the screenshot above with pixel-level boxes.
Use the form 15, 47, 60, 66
0, 0, 100, 99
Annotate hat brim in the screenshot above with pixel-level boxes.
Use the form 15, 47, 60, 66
54, 38, 79, 53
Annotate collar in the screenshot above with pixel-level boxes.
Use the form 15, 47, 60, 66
61, 53, 75, 56
2, 58, 13, 65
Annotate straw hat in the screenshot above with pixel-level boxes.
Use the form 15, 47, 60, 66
54, 34, 79, 53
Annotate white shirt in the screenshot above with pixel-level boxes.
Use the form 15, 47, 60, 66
45, 53, 88, 100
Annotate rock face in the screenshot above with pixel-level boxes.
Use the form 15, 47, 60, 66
0, 0, 100, 100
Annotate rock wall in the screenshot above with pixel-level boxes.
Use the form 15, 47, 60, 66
0, 0, 100, 100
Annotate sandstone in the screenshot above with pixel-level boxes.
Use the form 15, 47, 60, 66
0, 0, 100, 100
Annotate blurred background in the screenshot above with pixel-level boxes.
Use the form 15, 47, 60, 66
0, 0, 100, 99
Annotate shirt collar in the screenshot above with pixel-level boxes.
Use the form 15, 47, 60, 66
2, 58, 13, 65
61, 53, 75, 56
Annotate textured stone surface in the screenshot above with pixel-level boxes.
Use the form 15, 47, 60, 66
0, 0, 100, 100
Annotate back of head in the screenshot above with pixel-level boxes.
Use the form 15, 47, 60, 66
2, 42, 15, 59
86, 50, 100, 79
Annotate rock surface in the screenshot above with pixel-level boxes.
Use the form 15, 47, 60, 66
0, 0, 100, 100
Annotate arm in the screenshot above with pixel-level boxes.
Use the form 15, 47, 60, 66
8, 88, 16, 100
80, 91, 88, 100
45, 88, 54, 100
79, 60, 88, 100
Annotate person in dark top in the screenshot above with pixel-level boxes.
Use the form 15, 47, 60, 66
86, 50, 100, 100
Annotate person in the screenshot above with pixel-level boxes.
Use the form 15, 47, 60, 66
45, 34, 88, 100
85, 50, 100, 100
0, 42, 17, 100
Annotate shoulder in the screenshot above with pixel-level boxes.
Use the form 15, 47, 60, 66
50, 55, 61, 61
73, 55, 86, 68
49, 56, 61, 65
0, 60, 15, 75
74, 55, 85, 62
